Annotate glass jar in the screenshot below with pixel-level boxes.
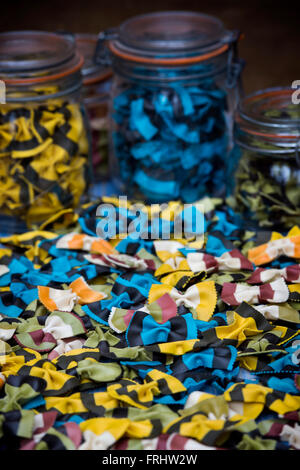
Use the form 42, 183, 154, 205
97, 11, 244, 203
75, 34, 112, 182
0, 31, 91, 233
233, 87, 300, 230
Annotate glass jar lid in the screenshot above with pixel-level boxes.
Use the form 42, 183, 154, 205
75, 34, 112, 85
235, 87, 300, 155
109, 11, 234, 64
0, 31, 83, 84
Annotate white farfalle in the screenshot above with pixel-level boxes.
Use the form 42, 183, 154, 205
265, 237, 295, 259
218, 251, 243, 271
234, 278, 289, 304
280, 424, 300, 449
49, 338, 85, 358
256, 268, 287, 283
254, 305, 280, 320
163, 256, 186, 270
233, 284, 261, 304
184, 391, 205, 409
31, 413, 50, 444
154, 240, 185, 255
266, 278, 290, 303
106, 253, 147, 270
186, 253, 209, 272
170, 284, 200, 310
79, 430, 116, 450
253, 266, 300, 284
43, 315, 74, 339
108, 304, 149, 333
187, 251, 244, 273
85, 253, 147, 271
0, 265, 9, 277
0, 326, 16, 341
48, 288, 78, 312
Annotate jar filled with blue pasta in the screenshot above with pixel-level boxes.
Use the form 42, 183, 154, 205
99, 11, 244, 203
0, 31, 91, 234
233, 87, 300, 230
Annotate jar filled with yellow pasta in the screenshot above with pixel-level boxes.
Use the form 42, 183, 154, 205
0, 31, 91, 233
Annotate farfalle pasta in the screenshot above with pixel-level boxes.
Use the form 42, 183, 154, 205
0, 197, 299, 451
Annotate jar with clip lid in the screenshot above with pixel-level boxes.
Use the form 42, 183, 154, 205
0, 31, 91, 234
75, 34, 112, 182
95, 11, 244, 203
233, 87, 300, 230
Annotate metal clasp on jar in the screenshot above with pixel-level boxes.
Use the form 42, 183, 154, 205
224, 30, 245, 90
93, 29, 119, 67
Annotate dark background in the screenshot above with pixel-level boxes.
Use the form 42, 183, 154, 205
0, 0, 299, 94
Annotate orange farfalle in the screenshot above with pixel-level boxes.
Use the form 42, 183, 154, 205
248, 227, 300, 266
70, 277, 106, 304
56, 232, 116, 255
38, 277, 106, 312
